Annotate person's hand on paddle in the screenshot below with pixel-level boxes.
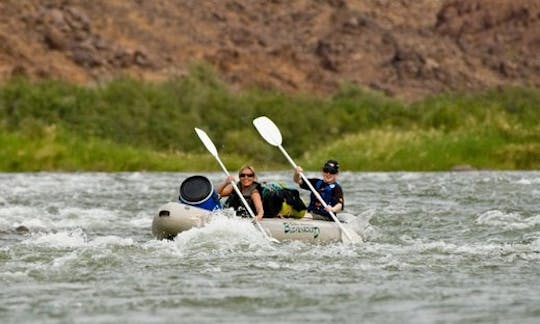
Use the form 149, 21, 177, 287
251, 211, 264, 223
293, 166, 303, 184
217, 175, 235, 197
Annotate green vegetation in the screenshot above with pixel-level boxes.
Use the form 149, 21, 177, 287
1, 64, 539, 171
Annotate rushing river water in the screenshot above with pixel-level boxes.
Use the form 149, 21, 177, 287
1, 171, 539, 323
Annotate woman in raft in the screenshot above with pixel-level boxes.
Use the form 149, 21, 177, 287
217, 165, 265, 221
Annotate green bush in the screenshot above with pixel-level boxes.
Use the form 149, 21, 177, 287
1, 64, 539, 171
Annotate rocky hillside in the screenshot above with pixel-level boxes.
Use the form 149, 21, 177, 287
1, 0, 539, 100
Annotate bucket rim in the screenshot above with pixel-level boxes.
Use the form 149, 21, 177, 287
179, 175, 215, 204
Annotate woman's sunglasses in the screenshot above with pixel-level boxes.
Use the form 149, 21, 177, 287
239, 173, 255, 178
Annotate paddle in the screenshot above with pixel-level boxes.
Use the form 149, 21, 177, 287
252, 116, 359, 244
194, 127, 278, 243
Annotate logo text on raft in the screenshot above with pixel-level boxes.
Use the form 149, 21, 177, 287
283, 222, 320, 239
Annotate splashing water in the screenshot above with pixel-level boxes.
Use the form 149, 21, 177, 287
1, 171, 539, 323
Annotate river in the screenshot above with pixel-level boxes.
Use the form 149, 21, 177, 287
1, 171, 539, 323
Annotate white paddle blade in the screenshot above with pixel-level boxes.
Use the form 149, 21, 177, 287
253, 116, 282, 146
194, 128, 218, 157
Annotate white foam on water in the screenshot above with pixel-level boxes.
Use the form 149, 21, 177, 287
91, 235, 134, 248
398, 173, 422, 180
0, 270, 28, 282
0, 205, 41, 220
515, 176, 540, 185
0, 203, 124, 233
476, 210, 540, 230
381, 235, 540, 263
123, 171, 145, 180
175, 214, 272, 247
50, 250, 80, 268
57, 206, 118, 228
141, 237, 181, 256
128, 212, 153, 228
531, 237, 540, 252
22, 228, 88, 248
143, 214, 276, 258
13, 229, 137, 276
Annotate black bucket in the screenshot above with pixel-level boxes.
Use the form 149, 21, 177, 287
179, 175, 221, 211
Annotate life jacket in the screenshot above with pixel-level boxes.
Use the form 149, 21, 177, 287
224, 181, 261, 216
307, 179, 339, 218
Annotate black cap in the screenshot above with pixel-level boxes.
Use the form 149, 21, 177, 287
323, 160, 339, 174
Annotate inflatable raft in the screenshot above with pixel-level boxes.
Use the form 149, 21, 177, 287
152, 175, 358, 243
152, 202, 354, 243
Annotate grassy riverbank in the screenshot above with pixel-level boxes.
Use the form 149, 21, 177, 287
1, 65, 539, 171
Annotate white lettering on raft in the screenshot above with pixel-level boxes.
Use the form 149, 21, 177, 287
283, 222, 320, 239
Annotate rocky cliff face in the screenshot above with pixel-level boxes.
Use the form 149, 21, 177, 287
1, 0, 538, 100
